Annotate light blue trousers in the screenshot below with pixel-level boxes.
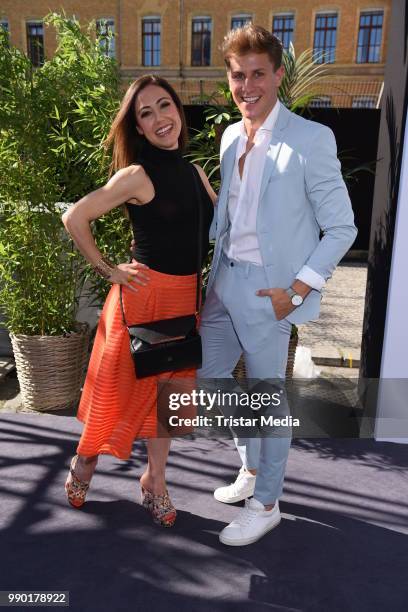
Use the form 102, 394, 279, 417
198, 253, 292, 505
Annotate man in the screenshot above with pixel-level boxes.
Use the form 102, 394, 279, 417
198, 24, 357, 546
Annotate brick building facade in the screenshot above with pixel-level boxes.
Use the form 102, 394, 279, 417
0, 0, 391, 106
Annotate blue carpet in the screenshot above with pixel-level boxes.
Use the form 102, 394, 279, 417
0, 413, 407, 611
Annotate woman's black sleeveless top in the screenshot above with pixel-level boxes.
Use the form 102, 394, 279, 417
126, 140, 214, 275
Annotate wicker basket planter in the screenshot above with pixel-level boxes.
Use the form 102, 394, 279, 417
233, 332, 298, 381
10, 322, 90, 412
285, 333, 298, 379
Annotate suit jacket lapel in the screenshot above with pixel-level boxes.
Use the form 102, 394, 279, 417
216, 134, 239, 237
258, 104, 291, 203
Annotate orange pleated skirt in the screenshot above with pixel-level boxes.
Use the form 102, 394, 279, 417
76, 268, 198, 459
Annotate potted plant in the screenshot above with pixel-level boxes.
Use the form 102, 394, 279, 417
0, 15, 126, 410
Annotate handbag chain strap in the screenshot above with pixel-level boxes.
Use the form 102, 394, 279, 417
119, 164, 204, 327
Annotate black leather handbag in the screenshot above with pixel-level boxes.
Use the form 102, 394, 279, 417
119, 167, 203, 379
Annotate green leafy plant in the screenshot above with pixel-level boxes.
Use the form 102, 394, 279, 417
0, 15, 128, 335
279, 43, 329, 111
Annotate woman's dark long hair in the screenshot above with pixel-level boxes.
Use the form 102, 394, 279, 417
104, 75, 188, 177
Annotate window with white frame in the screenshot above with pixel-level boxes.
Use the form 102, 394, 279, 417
231, 14, 252, 30
191, 17, 212, 66
142, 16, 161, 66
272, 13, 294, 51
313, 12, 338, 64
96, 19, 115, 59
26, 21, 44, 67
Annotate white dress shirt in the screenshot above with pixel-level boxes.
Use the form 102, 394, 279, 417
222, 100, 325, 291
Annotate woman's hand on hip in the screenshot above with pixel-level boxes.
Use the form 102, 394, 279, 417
108, 259, 150, 293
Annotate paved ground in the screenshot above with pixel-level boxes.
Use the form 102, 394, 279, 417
298, 262, 367, 363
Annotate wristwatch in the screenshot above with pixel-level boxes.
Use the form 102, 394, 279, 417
285, 286, 304, 307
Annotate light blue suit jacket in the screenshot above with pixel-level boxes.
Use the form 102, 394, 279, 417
207, 103, 358, 325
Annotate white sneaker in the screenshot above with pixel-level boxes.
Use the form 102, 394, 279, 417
219, 498, 281, 546
214, 466, 256, 504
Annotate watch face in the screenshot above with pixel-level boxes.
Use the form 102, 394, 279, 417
292, 294, 303, 307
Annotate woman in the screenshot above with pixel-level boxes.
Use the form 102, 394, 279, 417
62, 75, 216, 526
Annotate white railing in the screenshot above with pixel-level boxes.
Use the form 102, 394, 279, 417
175, 80, 384, 108
310, 80, 383, 108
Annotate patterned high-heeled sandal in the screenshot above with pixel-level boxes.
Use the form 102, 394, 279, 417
65, 455, 92, 509
141, 485, 177, 527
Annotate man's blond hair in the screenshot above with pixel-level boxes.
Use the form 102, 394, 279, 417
222, 24, 283, 70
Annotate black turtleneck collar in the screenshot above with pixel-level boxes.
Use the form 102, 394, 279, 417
139, 138, 183, 163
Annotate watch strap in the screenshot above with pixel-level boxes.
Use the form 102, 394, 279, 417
285, 287, 296, 299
